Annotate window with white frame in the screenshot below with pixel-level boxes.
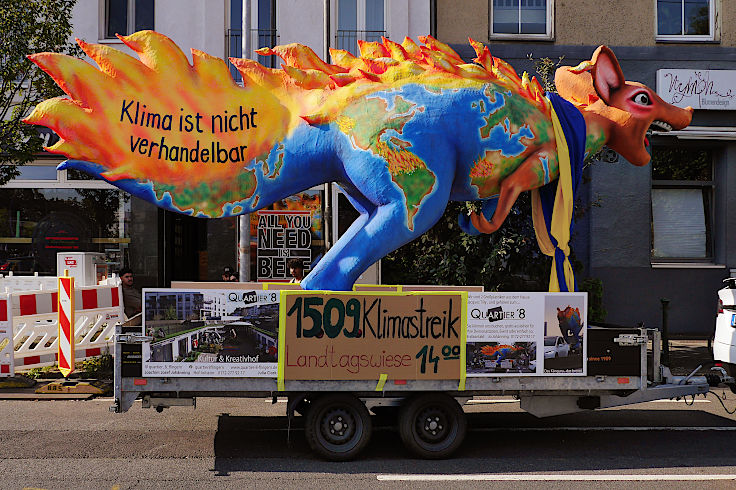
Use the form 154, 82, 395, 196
656, 0, 716, 41
336, 0, 385, 56
104, 0, 155, 39
490, 0, 553, 39
651, 146, 714, 261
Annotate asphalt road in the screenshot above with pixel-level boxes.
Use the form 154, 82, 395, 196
3, 393, 736, 489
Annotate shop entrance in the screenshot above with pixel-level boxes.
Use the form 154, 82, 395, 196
159, 210, 207, 285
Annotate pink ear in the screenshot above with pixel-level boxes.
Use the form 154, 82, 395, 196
591, 46, 624, 104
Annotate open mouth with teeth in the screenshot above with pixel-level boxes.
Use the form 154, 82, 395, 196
645, 120, 674, 147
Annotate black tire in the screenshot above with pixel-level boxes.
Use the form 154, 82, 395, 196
305, 394, 372, 461
289, 395, 311, 417
398, 393, 466, 459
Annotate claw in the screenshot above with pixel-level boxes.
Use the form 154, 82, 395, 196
470, 211, 498, 234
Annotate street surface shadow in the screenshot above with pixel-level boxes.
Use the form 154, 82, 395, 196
668, 342, 714, 376
212, 408, 736, 476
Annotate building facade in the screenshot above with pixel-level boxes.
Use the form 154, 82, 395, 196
438, 0, 736, 336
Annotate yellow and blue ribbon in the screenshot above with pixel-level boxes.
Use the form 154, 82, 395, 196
531, 94, 586, 292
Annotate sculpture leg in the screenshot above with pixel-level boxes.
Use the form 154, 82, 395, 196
302, 178, 453, 291
470, 150, 554, 234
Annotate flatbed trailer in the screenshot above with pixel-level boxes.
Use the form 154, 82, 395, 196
112, 320, 733, 460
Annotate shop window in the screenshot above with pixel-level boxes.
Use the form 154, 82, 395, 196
104, 0, 155, 39
490, 0, 553, 40
0, 188, 130, 275
651, 147, 713, 261
336, 0, 386, 56
656, 0, 716, 41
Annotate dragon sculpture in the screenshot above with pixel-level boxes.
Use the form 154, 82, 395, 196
557, 305, 583, 350
25, 31, 692, 290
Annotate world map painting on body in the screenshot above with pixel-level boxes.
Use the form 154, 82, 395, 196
25, 31, 692, 291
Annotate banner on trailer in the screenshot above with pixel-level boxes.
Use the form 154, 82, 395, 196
0, 296, 12, 377
141, 288, 280, 377
279, 291, 466, 382
466, 292, 587, 376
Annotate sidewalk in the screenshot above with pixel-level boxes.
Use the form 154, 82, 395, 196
666, 339, 714, 376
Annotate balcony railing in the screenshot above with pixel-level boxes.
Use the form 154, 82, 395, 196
335, 29, 387, 57
225, 28, 280, 82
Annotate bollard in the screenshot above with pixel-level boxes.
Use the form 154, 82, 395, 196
660, 298, 670, 366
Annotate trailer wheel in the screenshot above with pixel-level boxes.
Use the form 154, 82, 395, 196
305, 394, 372, 461
398, 393, 466, 459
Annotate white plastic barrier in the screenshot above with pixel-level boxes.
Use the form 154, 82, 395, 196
0, 293, 12, 377
0, 273, 59, 293
12, 284, 123, 371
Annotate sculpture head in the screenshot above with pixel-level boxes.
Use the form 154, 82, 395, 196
555, 46, 693, 166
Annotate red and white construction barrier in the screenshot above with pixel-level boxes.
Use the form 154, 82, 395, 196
0, 293, 12, 377
12, 284, 123, 371
58, 275, 75, 377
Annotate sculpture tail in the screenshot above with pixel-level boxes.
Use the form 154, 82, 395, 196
23, 31, 308, 217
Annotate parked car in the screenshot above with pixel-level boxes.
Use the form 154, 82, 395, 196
544, 336, 570, 359
713, 278, 736, 374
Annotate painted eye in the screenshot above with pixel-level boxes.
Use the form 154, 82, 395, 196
633, 93, 651, 105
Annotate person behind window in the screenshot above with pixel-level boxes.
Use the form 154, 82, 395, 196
287, 259, 304, 283
222, 265, 237, 281
119, 266, 142, 325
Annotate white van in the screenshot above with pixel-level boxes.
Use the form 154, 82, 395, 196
713, 278, 736, 374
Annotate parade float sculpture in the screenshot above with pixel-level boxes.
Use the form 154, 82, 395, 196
480, 344, 522, 361
25, 31, 692, 291
557, 306, 583, 350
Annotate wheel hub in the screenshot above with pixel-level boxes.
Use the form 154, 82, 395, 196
321, 409, 355, 444
416, 408, 448, 442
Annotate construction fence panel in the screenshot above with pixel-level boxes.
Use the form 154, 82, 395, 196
0, 293, 12, 377
12, 284, 123, 371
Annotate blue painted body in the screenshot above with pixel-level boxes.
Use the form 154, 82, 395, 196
61, 83, 554, 290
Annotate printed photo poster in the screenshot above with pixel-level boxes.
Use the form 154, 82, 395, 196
141, 288, 280, 377
543, 293, 587, 375
466, 292, 587, 376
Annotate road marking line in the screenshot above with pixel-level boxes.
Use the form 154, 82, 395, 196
467, 399, 712, 404
377, 474, 736, 481
651, 399, 711, 403
473, 426, 736, 432
467, 399, 519, 404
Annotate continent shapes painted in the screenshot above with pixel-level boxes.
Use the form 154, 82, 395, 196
338, 94, 435, 230
153, 142, 286, 217
153, 168, 257, 217
469, 87, 556, 199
